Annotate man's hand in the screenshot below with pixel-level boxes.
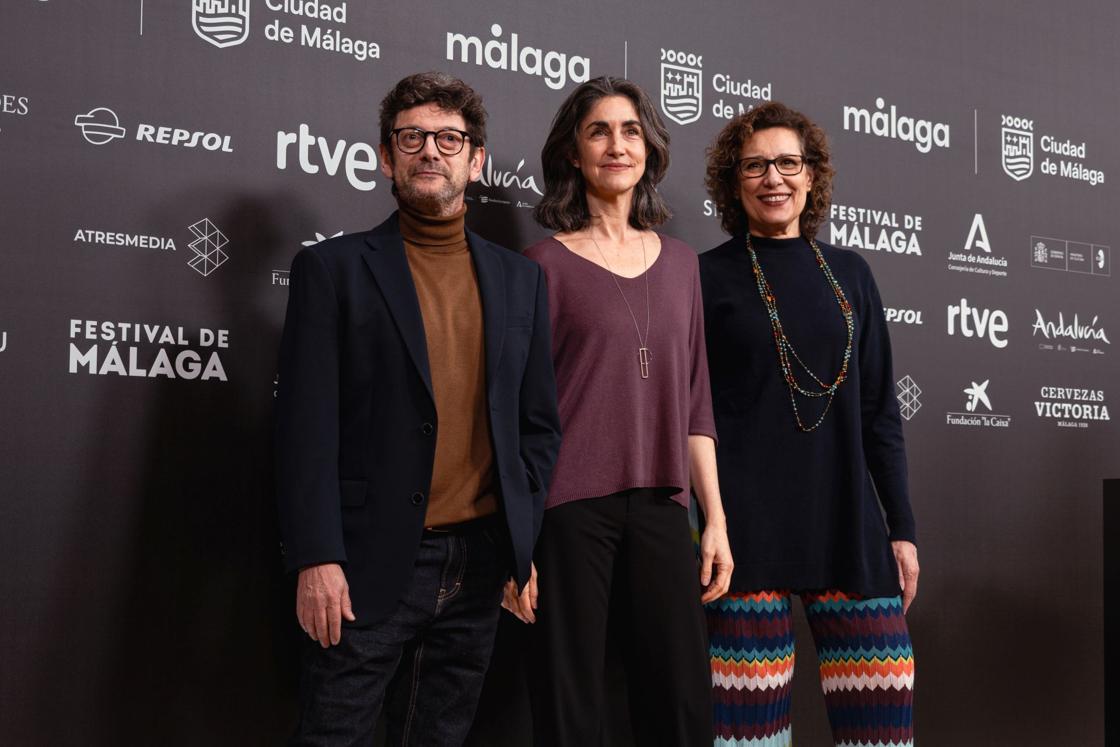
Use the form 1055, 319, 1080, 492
699, 521, 734, 604
891, 540, 920, 614
296, 563, 356, 647
501, 562, 538, 624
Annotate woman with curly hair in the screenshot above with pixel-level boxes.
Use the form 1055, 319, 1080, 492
504, 76, 733, 746
699, 102, 919, 747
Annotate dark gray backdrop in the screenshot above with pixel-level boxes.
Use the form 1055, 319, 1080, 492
1, 1, 1117, 744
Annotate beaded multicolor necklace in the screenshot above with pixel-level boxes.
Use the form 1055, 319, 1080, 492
746, 233, 854, 432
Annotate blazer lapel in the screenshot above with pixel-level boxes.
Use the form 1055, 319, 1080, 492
361, 224, 434, 402
468, 232, 505, 394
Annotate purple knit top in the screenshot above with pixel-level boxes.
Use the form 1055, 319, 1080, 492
523, 234, 717, 510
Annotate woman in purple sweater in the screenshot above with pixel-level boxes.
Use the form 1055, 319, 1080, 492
503, 76, 733, 745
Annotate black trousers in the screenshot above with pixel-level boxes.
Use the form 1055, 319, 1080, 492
527, 489, 713, 747
291, 527, 507, 747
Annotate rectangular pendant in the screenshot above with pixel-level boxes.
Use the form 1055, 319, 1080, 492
639, 347, 651, 379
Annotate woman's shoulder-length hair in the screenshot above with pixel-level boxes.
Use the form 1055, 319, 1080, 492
533, 76, 672, 233
704, 101, 834, 238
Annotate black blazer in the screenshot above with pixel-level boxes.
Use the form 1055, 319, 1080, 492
275, 213, 560, 627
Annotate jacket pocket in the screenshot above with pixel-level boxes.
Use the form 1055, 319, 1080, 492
339, 479, 368, 507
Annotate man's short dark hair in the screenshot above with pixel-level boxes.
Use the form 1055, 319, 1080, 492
378, 72, 487, 152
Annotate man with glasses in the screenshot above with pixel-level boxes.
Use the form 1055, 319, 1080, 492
276, 71, 560, 745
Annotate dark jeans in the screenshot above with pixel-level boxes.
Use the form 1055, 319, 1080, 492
527, 489, 713, 747
291, 525, 507, 747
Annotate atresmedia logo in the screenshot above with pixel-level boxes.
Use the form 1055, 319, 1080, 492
188, 219, 229, 277
896, 375, 921, 421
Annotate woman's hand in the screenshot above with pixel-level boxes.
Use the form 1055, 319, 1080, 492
501, 561, 538, 623
700, 521, 734, 604
891, 540, 920, 613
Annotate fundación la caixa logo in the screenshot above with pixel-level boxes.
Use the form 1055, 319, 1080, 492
273, 230, 344, 287
193, 0, 251, 49
947, 379, 1011, 428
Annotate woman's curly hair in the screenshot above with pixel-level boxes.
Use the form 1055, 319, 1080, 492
704, 101, 834, 238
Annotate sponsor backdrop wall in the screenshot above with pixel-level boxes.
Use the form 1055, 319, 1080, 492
1, 1, 1117, 744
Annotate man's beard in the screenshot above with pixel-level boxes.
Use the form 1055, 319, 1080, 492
395, 164, 467, 216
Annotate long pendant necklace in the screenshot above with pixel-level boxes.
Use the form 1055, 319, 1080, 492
588, 231, 652, 379
747, 234, 854, 431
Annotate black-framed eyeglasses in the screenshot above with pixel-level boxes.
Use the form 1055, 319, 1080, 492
737, 154, 811, 178
391, 127, 470, 156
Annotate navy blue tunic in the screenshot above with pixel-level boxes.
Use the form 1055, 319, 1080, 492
699, 234, 916, 598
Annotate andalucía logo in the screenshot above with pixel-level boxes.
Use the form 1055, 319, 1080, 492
1001, 115, 1034, 181
74, 107, 126, 145
660, 48, 703, 126
193, 0, 251, 49
187, 218, 229, 277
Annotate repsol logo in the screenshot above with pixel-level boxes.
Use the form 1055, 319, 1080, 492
445, 24, 590, 91
884, 308, 923, 325
842, 97, 950, 154
136, 124, 233, 152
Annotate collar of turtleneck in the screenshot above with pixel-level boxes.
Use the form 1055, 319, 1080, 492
398, 202, 467, 253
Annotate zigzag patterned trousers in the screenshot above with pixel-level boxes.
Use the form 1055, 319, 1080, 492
707, 591, 914, 747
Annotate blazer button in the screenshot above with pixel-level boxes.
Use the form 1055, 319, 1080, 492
421, 422, 434, 435
410, 492, 425, 505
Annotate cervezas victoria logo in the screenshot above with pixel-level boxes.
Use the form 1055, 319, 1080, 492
193, 0, 251, 49
1035, 386, 1109, 429
660, 48, 702, 126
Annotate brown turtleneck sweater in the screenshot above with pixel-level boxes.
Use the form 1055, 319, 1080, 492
400, 203, 497, 527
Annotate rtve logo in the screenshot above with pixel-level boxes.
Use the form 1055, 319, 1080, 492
946, 298, 1008, 348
